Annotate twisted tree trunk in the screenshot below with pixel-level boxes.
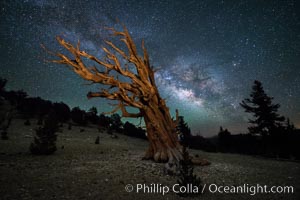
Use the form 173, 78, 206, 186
142, 101, 182, 162
45, 25, 183, 163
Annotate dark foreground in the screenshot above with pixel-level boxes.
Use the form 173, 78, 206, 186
0, 119, 299, 200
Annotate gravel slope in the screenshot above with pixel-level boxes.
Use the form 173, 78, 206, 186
0, 119, 299, 200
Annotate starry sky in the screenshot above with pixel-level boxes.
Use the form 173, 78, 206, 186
0, 0, 299, 136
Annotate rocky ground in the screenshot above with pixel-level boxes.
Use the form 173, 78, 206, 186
0, 119, 299, 200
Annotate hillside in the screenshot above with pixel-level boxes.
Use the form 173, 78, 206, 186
0, 119, 299, 200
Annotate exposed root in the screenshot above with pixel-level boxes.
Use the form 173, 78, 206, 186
142, 145, 154, 160
191, 157, 211, 166
142, 145, 210, 176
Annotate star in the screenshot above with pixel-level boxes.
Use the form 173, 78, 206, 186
0, 0, 299, 136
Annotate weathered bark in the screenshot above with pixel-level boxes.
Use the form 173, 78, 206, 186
142, 101, 183, 162
45, 25, 184, 163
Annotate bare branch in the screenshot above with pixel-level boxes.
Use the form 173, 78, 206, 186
48, 26, 166, 115
119, 102, 142, 118
48, 25, 185, 163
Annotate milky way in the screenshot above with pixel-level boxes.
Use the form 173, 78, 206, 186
0, 0, 299, 136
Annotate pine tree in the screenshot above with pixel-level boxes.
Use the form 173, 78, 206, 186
110, 113, 123, 132
30, 111, 58, 155
0, 78, 7, 95
0, 80, 13, 140
218, 126, 231, 137
218, 126, 232, 152
88, 107, 98, 115
71, 107, 87, 125
87, 106, 99, 124
240, 80, 285, 136
176, 116, 191, 147
177, 146, 202, 197
285, 118, 295, 132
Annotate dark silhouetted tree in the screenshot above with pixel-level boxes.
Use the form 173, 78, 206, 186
123, 121, 147, 140
0, 78, 7, 96
176, 116, 191, 147
88, 106, 98, 115
98, 114, 110, 128
218, 126, 232, 152
240, 80, 285, 136
30, 110, 59, 155
3, 90, 27, 106
53, 102, 71, 122
0, 111, 12, 140
218, 126, 231, 137
110, 113, 123, 132
86, 106, 99, 124
71, 107, 87, 125
285, 118, 295, 132
19, 97, 52, 118
0, 88, 14, 140
177, 146, 202, 197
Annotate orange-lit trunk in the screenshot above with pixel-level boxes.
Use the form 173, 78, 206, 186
141, 99, 183, 163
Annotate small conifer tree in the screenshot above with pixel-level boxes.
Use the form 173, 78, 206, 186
177, 146, 202, 197
30, 111, 58, 155
176, 116, 191, 147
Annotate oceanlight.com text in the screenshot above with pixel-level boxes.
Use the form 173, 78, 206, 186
124, 183, 294, 196
208, 184, 294, 196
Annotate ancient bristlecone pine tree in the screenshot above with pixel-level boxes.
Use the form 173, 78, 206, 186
47, 26, 182, 163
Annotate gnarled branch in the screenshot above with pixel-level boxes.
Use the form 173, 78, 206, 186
48, 27, 160, 111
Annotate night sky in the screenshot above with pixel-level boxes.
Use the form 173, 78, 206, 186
0, 0, 299, 136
